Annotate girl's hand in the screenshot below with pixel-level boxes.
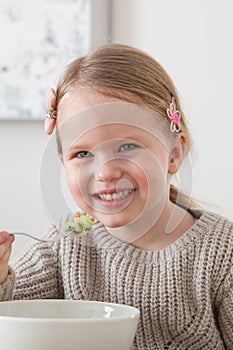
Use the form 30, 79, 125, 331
0, 232, 15, 283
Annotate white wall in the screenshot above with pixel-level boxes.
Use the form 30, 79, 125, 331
111, 0, 233, 220
1, 0, 233, 260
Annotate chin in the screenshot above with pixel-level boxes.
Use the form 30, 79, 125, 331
96, 212, 136, 228
104, 221, 123, 228
98, 217, 124, 228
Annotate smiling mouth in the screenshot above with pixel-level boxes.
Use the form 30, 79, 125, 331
94, 189, 134, 201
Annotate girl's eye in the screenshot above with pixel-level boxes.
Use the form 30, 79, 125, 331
118, 143, 140, 152
76, 151, 93, 159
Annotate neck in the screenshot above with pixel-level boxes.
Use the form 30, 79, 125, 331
106, 201, 196, 250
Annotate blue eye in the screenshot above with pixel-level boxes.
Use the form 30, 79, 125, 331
118, 143, 140, 152
76, 151, 93, 159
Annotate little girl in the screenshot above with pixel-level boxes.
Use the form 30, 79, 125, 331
0, 44, 232, 349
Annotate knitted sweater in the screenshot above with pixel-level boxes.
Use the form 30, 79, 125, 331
0, 211, 232, 349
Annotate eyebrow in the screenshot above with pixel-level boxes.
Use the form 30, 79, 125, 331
67, 144, 91, 153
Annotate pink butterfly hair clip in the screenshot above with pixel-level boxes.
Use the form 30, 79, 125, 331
167, 97, 182, 133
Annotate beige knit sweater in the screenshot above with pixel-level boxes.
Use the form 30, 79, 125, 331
0, 211, 232, 349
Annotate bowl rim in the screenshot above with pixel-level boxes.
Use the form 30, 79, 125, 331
0, 299, 140, 322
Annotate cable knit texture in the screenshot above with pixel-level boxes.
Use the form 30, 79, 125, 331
0, 211, 232, 349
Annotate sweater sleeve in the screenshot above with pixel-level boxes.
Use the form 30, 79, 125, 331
12, 226, 64, 300
0, 266, 15, 301
216, 266, 233, 349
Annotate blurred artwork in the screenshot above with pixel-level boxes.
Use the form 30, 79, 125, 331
0, 0, 90, 120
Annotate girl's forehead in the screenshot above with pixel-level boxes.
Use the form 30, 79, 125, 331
57, 88, 122, 126
58, 101, 173, 155
77, 123, 150, 140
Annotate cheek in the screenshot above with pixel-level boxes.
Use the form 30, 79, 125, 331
66, 170, 79, 194
134, 153, 170, 213
64, 163, 93, 209
143, 164, 168, 205
65, 168, 81, 206
133, 152, 169, 190
147, 161, 168, 184
65, 165, 83, 202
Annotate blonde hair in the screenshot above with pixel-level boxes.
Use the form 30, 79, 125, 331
56, 43, 194, 208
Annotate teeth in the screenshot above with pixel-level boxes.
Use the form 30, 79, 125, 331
97, 189, 133, 201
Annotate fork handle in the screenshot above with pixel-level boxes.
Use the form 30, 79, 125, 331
13, 232, 50, 242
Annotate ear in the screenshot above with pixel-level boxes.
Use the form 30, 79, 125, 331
168, 132, 188, 174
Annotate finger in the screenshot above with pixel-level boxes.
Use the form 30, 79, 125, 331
1, 245, 12, 263
45, 88, 57, 110
0, 231, 10, 243
0, 266, 9, 284
1, 244, 12, 264
0, 236, 14, 259
0, 231, 15, 244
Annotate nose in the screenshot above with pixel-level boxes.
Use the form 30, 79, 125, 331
95, 160, 123, 182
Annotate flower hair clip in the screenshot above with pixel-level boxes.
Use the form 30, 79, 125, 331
44, 88, 57, 135
47, 109, 57, 120
167, 97, 182, 133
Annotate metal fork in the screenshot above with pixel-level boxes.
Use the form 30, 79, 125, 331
13, 214, 93, 243
13, 229, 74, 243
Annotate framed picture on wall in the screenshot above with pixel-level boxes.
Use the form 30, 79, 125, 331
0, 0, 110, 120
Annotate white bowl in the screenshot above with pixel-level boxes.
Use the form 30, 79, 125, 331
0, 299, 139, 350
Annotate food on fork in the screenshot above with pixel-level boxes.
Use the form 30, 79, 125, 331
60, 213, 94, 237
